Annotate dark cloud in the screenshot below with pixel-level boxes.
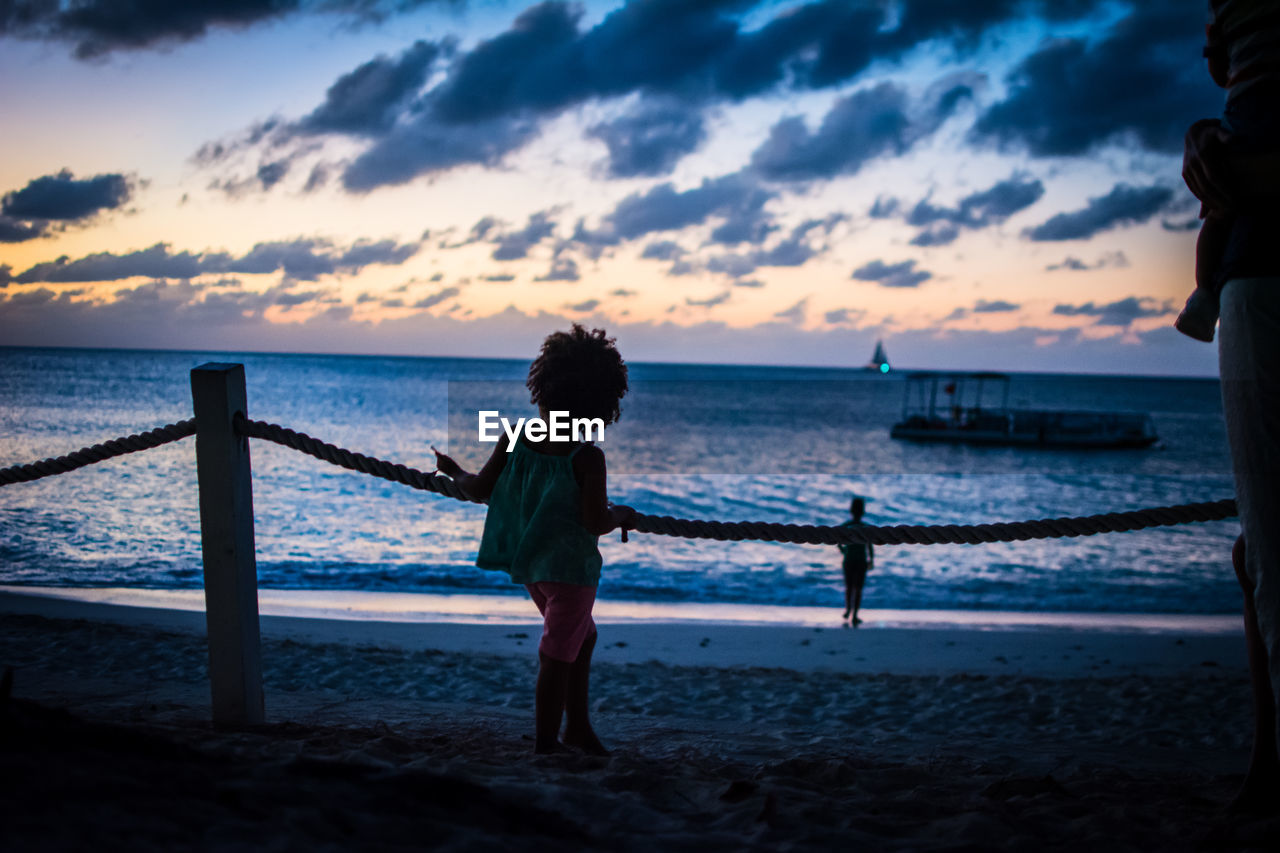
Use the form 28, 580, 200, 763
428, 1, 738, 124
908, 223, 960, 247
686, 290, 731, 308
1162, 217, 1200, 232
1045, 251, 1129, 271
0, 264, 12, 286
481, 274, 516, 282
535, 256, 580, 282
587, 98, 707, 178
340, 112, 540, 191
187, 0, 1143, 193
852, 258, 932, 288
492, 211, 556, 260
0, 1, 454, 59
640, 240, 685, 260
584, 172, 776, 248
1052, 296, 1172, 326
299, 40, 443, 136
702, 215, 843, 278
750, 75, 976, 182
2, 169, 134, 221
705, 253, 758, 278
413, 286, 460, 309
971, 4, 1218, 157
973, 299, 1019, 312
566, 298, 600, 312
1026, 183, 1174, 241
0, 217, 46, 243
893, 174, 1044, 245
869, 196, 900, 219
263, 0, 1116, 192
824, 307, 860, 325
13, 236, 419, 284
773, 297, 807, 323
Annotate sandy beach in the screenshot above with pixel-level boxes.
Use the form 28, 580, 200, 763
2, 587, 1277, 850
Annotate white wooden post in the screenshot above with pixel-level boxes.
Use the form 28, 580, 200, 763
191, 363, 264, 725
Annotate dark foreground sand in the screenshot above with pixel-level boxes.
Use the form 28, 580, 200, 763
3, 601, 1280, 850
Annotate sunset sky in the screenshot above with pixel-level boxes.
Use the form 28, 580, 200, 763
0, 0, 1224, 374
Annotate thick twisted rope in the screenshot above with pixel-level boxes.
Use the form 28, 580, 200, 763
236, 417, 481, 503
0, 419, 197, 486
238, 417, 1237, 546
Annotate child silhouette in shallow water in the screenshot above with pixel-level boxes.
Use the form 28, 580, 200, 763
434, 325, 634, 755
839, 497, 874, 625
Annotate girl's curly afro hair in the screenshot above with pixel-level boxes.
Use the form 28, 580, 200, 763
526, 325, 628, 426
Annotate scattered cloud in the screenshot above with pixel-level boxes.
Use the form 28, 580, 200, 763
535, 256, 580, 282
0, 169, 136, 242
1026, 183, 1174, 241
972, 4, 1217, 157
413, 286, 460, 310
640, 240, 685, 261
686, 290, 730, 308
12, 236, 420, 284
824, 307, 864, 325
852, 258, 931, 288
749, 75, 977, 183
578, 171, 776, 249
878, 174, 1044, 247
0, 1, 456, 60
566, 298, 600, 312
773, 297, 807, 323
973, 299, 1019, 313
299, 40, 444, 137
1052, 296, 1173, 326
1045, 251, 1129, 271
492, 210, 557, 260
588, 97, 707, 178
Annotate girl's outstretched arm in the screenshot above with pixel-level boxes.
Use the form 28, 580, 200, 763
433, 437, 510, 501
573, 445, 634, 536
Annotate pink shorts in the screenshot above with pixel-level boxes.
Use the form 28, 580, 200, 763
525, 582, 597, 662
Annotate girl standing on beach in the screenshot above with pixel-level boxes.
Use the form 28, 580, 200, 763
433, 325, 634, 755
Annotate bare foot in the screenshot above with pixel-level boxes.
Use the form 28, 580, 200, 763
563, 726, 610, 756
534, 739, 573, 755
852, 616, 863, 626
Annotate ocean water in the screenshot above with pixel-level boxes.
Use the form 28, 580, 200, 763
0, 347, 1240, 614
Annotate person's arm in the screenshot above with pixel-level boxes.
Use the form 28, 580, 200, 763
572, 444, 634, 536
433, 437, 509, 501
868, 542, 874, 570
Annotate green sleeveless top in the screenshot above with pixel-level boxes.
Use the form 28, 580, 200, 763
475, 439, 602, 586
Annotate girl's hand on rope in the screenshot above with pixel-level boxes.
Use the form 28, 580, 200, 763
431, 445, 463, 479
610, 503, 637, 543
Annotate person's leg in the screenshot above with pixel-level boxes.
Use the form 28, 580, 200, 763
842, 570, 853, 621
1231, 535, 1280, 811
852, 580, 865, 625
530, 582, 600, 753
534, 653, 572, 754
1219, 277, 1280, 809
562, 630, 609, 755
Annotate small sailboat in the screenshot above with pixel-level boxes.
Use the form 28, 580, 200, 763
864, 340, 890, 373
